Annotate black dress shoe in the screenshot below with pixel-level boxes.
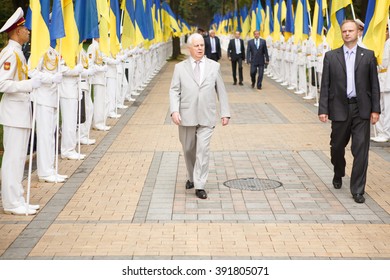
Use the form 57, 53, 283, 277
195, 189, 207, 199
353, 194, 365, 203
233, 81, 237, 85
332, 176, 342, 189
239, 82, 243, 85
185, 180, 194, 189
257, 86, 262, 90
251, 83, 255, 88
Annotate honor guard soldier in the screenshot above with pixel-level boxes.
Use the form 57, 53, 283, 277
78, 44, 97, 145
372, 26, 390, 143
104, 53, 121, 119
88, 38, 110, 131
59, 58, 85, 160
0, 8, 42, 215
29, 46, 67, 183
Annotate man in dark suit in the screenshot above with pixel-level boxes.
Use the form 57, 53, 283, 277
246, 30, 269, 89
204, 30, 221, 62
318, 20, 380, 204
228, 31, 245, 85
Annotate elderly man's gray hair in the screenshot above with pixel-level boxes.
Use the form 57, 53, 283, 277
188, 33, 204, 45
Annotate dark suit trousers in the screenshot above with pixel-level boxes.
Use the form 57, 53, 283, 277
231, 57, 243, 83
250, 64, 265, 89
330, 103, 370, 195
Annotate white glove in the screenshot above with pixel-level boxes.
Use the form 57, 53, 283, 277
51, 72, 63, 84
101, 65, 108, 72
86, 68, 96, 76
74, 64, 84, 74
30, 76, 41, 89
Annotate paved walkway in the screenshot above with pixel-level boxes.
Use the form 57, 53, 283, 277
1, 46, 390, 260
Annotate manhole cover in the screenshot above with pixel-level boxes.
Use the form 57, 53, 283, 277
223, 177, 283, 191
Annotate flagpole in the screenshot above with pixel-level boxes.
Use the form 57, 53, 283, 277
55, 40, 62, 183
78, 51, 82, 157
325, 7, 329, 29
25, 92, 37, 215
350, 3, 356, 20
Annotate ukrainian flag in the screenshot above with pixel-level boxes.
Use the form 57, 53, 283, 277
161, 1, 181, 42
293, 0, 310, 44
121, 0, 137, 49
61, 0, 79, 68
29, 0, 51, 70
263, 0, 273, 39
311, 0, 327, 47
109, 0, 121, 56
362, 0, 390, 64
96, 0, 110, 55
326, 0, 351, 49
284, 0, 294, 41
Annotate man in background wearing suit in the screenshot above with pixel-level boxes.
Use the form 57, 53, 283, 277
246, 30, 269, 89
228, 31, 245, 85
319, 20, 380, 204
170, 33, 230, 199
204, 30, 221, 62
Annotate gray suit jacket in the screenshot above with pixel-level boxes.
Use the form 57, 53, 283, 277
169, 57, 230, 127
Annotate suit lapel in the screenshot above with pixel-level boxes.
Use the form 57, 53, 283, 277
354, 46, 364, 71
336, 47, 346, 73
184, 58, 199, 85
200, 58, 211, 85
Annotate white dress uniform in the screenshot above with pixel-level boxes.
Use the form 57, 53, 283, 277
295, 40, 307, 94
303, 37, 317, 100
279, 38, 288, 85
59, 61, 85, 159
316, 36, 330, 91
115, 52, 128, 109
0, 8, 41, 214
284, 37, 293, 87
265, 36, 273, 76
88, 39, 110, 130
272, 40, 281, 81
78, 48, 96, 145
289, 37, 298, 90
373, 38, 390, 142
104, 54, 121, 118
29, 47, 66, 183
123, 49, 136, 102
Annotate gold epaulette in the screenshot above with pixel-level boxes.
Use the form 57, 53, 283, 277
14, 51, 28, 80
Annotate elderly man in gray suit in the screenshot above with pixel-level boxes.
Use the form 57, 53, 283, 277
170, 33, 230, 199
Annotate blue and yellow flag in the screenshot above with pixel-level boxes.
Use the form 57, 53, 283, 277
263, 0, 273, 38
61, 0, 79, 68
29, 0, 51, 69
272, 0, 281, 41
363, 0, 390, 64
284, 0, 294, 41
161, 1, 181, 41
327, 0, 351, 49
74, 0, 99, 43
109, 0, 121, 56
121, 0, 137, 48
241, 6, 250, 38
294, 0, 310, 44
50, 0, 65, 48
311, 0, 327, 46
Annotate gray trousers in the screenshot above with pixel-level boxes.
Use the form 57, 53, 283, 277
179, 125, 214, 189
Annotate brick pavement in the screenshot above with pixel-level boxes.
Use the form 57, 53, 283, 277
0, 47, 390, 260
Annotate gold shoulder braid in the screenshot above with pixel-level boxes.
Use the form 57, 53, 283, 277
82, 53, 88, 69
14, 51, 28, 80
43, 52, 58, 71
95, 49, 103, 65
